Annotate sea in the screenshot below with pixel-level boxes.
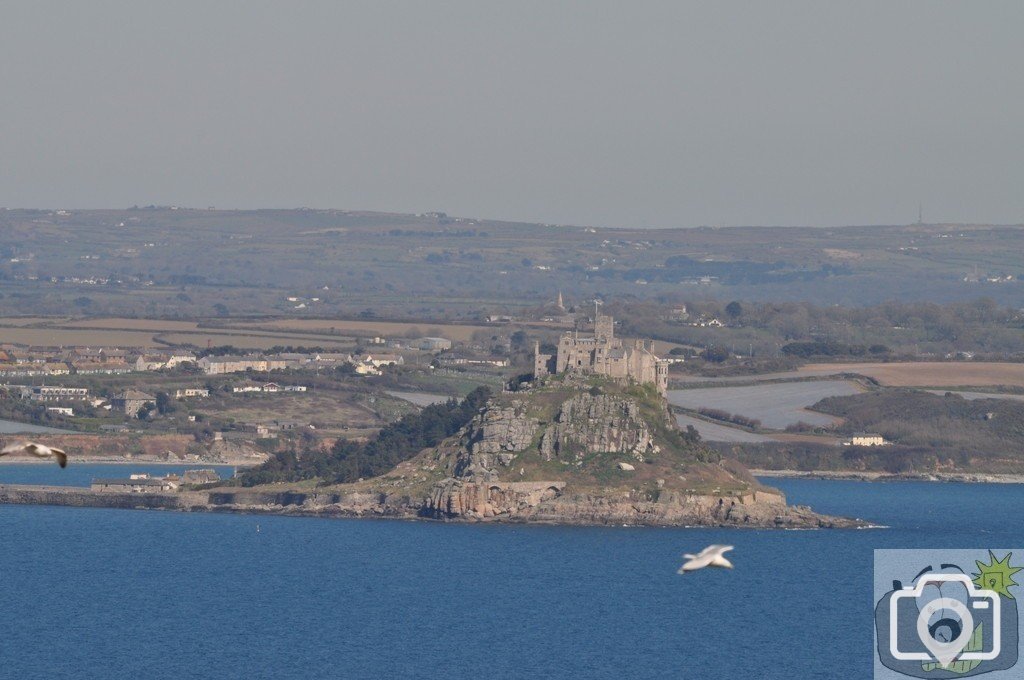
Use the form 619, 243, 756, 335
1, 465, 1022, 679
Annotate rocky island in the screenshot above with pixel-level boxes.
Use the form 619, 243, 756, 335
0, 312, 862, 529
177, 373, 857, 528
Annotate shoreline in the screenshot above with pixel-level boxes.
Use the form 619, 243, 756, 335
751, 469, 1024, 484
0, 483, 866, 529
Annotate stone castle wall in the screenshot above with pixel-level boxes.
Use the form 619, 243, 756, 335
535, 314, 668, 394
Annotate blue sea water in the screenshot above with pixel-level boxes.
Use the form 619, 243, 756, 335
1, 475, 1023, 680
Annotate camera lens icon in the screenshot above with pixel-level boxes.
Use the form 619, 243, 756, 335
890, 574, 1001, 669
916, 597, 974, 667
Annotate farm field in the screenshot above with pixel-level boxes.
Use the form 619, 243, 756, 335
225, 318, 494, 342
0, 327, 166, 347
0, 316, 361, 350
0, 313, 495, 346
667, 379, 863, 429
799, 362, 1024, 388
0, 326, 358, 350
60, 318, 204, 331
154, 331, 354, 350
0, 317, 71, 327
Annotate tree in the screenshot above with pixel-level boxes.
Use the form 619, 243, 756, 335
155, 391, 175, 415
725, 301, 743, 319
701, 346, 731, 363
510, 330, 529, 349
137, 402, 155, 420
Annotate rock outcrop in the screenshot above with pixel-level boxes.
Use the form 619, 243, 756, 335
409, 387, 862, 528
538, 394, 659, 462
452, 404, 538, 479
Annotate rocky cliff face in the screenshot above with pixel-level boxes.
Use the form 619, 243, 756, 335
408, 389, 861, 528
539, 394, 659, 462
451, 404, 538, 480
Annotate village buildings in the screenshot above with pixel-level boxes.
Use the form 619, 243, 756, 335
174, 388, 210, 399
198, 355, 289, 375
111, 389, 156, 417
19, 385, 90, 401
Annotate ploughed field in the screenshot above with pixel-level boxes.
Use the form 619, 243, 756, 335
798, 361, 1024, 388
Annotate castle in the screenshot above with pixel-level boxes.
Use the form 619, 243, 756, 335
533, 311, 669, 395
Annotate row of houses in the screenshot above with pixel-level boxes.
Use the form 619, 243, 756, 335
0, 347, 196, 377
434, 354, 509, 368
0, 343, 428, 379
197, 352, 405, 375
9, 384, 156, 417
232, 382, 307, 394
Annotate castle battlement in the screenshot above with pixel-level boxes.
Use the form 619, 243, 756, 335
534, 313, 669, 395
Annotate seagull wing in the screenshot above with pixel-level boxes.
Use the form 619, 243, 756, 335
678, 554, 714, 573
51, 448, 68, 468
705, 545, 734, 556
1, 442, 27, 455
679, 545, 736, 573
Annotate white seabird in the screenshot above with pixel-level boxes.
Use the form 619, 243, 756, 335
678, 545, 734, 573
0, 441, 68, 468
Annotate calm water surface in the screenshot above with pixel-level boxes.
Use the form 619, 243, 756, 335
1, 475, 1022, 679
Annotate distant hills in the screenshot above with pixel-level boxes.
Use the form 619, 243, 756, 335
0, 208, 1020, 320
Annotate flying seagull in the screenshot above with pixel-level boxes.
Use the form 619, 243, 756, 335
678, 545, 734, 573
0, 441, 68, 468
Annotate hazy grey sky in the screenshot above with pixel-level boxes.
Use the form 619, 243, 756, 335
2, 1, 1021, 228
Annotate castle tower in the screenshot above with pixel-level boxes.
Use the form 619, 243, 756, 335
533, 341, 553, 379
594, 313, 614, 342
655, 360, 669, 396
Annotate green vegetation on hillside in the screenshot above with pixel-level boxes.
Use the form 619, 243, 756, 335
814, 390, 1024, 454
727, 389, 1024, 474
238, 386, 491, 486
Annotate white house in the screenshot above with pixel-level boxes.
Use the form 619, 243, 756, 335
844, 433, 889, 447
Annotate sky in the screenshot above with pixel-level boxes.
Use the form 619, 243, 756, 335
1, 1, 1022, 228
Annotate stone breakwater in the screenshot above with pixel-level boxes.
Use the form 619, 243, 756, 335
0, 483, 864, 528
